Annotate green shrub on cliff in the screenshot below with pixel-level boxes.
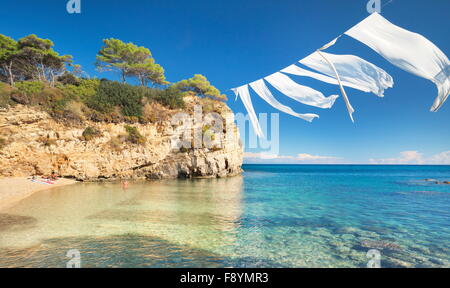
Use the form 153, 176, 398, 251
57, 72, 80, 86
143, 86, 184, 109
47, 91, 86, 125
124, 125, 146, 145
87, 81, 143, 117
82, 126, 101, 141
159, 86, 185, 109
15, 81, 45, 96
62, 79, 100, 102
10, 81, 45, 105
40, 87, 67, 107
0, 83, 13, 108
2, 78, 187, 124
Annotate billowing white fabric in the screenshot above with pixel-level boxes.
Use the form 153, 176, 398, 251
264, 72, 338, 109
299, 51, 394, 97
249, 79, 319, 123
282, 64, 350, 88
345, 12, 450, 111
231, 85, 264, 137
282, 63, 354, 122
315, 50, 355, 122
282, 64, 386, 95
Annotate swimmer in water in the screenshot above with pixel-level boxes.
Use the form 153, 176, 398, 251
122, 180, 129, 189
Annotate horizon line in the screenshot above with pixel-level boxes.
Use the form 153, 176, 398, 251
242, 163, 450, 166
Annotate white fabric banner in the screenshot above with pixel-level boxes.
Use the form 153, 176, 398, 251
231, 84, 264, 137
283, 63, 362, 121
249, 79, 319, 122
299, 51, 394, 97
281, 64, 360, 90
314, 50, 355, 122
345, 12, 450, 111
264, 72, 339, 109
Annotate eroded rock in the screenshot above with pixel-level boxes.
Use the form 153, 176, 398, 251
0, 104, 243, 181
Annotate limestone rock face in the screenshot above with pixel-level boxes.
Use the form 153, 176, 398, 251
0, 104, 243, 181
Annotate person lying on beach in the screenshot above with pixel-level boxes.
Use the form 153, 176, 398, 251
49, 172, 59, 181
41, 172, 59, 181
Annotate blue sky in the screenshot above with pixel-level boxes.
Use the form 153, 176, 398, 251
1, 0, 449, 164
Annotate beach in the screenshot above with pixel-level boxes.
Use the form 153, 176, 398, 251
0, 177, 77, 211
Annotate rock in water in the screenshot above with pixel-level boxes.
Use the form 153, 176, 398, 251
0, 214, 37, 231
0, 99, 243, 181
360, 240, 402, 251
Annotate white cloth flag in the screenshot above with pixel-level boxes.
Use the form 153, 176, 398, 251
314, 50, 355, 122
282, 63, 378, 122
282, 64, 362, 91
299, 51, 394, 97
345, 12, 450, 112
231, 84, 264, 137
264, 72, 339, 109
249, 79, 319, 122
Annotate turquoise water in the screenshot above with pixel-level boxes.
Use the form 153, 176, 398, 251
0, 165, 449, 267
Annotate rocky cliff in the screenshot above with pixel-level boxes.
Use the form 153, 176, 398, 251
0, 98, 243, 181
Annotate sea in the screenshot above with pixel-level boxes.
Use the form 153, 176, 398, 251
0, 164, 449, 268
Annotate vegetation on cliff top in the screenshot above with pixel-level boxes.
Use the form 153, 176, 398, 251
0, 34, 227, 125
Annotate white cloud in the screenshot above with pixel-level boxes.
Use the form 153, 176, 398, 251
296, 153, 337, 161
369, 150, 450, 165
428, 151, 450, 164
244, 152, 341, 164
369, 151, 424, 164
244, 150, 450, 165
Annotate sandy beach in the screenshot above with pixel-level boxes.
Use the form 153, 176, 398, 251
0, 177, 77, 211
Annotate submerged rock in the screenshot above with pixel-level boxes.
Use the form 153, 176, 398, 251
382, 256, 414, 268
0, 214, 37, 232
424, 179, 450, 185
360, 240, 402, 251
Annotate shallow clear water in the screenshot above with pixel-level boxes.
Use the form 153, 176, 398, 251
0, 165, 449, 268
